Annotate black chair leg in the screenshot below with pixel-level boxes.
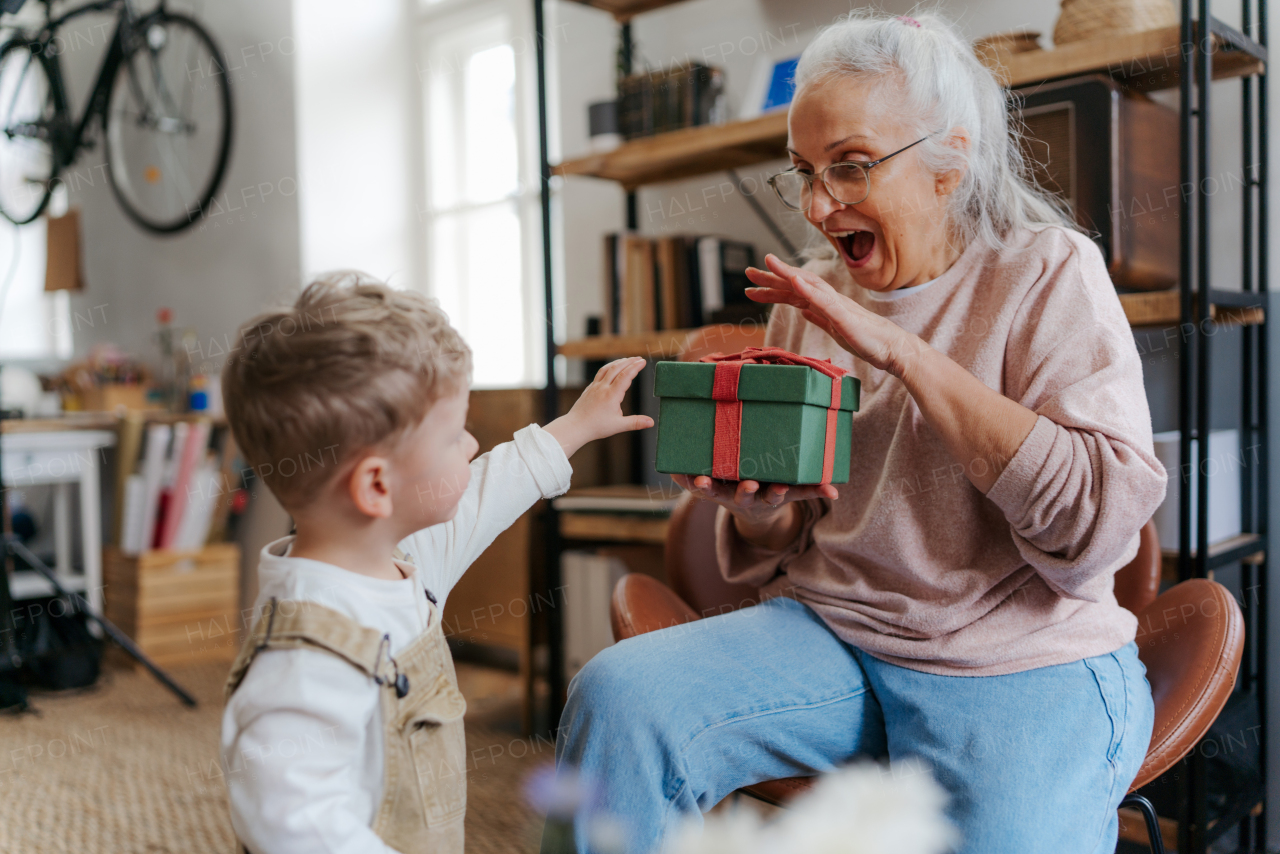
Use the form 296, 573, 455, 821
1120, 794, 1165, 854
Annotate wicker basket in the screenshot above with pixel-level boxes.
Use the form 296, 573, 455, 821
1053, 0, 1178, 45
974, 29, 1042, 68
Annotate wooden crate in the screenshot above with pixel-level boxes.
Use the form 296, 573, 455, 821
104, 543, 242, 668
77, 384, 161, 412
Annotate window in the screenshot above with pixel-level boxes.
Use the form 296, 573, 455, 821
0, 217, 72, 360
0, 1, 72, 361
416, 0, 546, 388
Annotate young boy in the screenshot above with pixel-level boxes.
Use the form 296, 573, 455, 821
219, 273, 651, 854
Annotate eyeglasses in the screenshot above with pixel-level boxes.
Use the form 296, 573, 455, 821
767, 136, 931, 212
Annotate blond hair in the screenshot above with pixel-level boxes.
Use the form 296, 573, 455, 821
222, 272, 472, 510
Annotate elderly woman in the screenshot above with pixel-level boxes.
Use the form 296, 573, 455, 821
548, 11, 1167, 854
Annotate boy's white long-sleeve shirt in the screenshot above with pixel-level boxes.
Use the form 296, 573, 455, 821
220, 424, 572, 854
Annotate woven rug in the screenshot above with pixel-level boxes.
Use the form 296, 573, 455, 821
0, 660, 553, 853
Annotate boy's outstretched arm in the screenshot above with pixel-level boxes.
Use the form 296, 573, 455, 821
400, 358, 653, 598
542, 357, 653, 458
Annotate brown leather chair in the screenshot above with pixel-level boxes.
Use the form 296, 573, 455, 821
610, 494, 1244, 854
676, 323, 767, 363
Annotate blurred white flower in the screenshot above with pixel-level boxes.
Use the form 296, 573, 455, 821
661, 759, 959, 854
663, 806, 764, 854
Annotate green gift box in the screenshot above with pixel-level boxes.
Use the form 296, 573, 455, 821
653, 358, 860, 485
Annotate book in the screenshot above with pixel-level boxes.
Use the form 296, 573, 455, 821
603, 233, 620, 335
697, 237, 764, 324
684, 236, 705, 327
151, 491, 171, 551
718, 239, 757, 307
562, 550, 628, 680
112, 411, 146, 543
206, 430, 240, 546
635, 363, 668, 488
118, 417, 242, 556
151, 420, 187, 550
1151, 430, 1242, 551
616, 63, 725, 140
598, 233, 761, 335
621, 235, 656, 335
697, 236, 758, 313
174, 456, 220, 551
120, 473, 148, 555
158, 420, 210, 550
654, 237, 683, 330
136, 422, 172, 554
698, 237, 725, 317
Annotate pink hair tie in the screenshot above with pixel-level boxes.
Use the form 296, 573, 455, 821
896, 16, 922, 27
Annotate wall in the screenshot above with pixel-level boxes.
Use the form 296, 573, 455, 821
292, 0, 418, 288
47, 0, 302, 602
552, 0, 1280, 844
53, 2, 303, 361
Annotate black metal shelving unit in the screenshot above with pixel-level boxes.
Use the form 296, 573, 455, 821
531, 0, 642, 733
532, 0, 565, 734
1172, 1, 1270, 851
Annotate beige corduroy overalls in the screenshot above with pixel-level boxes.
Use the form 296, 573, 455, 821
224, 589, 467, 854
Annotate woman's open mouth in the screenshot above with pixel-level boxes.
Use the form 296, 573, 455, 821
831, 230, 876, 268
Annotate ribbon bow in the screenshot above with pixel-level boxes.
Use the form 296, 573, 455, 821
698, 347, 850, 483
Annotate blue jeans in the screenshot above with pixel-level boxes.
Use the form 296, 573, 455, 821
544, 595, 1154, 854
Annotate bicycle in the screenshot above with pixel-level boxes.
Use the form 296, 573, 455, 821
0, 0, 232, 233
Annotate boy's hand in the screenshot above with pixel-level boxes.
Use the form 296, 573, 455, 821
545, 357, 653, 459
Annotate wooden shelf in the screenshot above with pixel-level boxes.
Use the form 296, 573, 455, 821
566, 0, 690, 22
1121, 290, 1182, 327
985, 18, 1265, 92
1, 413, 119, 433
1, 410, 227, 434
1160, 532, 1265, 582
554, 111, 788, 190
1121, 289, 1266, 327
557, 325, 736, 359
555, 21, 1264, 191
555, 291, 1263, 359
559, 512, 670, 544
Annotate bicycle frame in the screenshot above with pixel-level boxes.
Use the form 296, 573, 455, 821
13, 0, 167, 171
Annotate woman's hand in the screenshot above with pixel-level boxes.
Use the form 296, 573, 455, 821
671, 473, 835, 551
545, 357, 654, 459
744, 254, 929, 381
748, 255, 1038, 495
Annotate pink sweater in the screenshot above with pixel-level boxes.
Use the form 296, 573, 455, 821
716, 226, 1169, 676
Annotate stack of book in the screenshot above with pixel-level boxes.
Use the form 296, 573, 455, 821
601, 234, 763, 335
116, 418, 237, 555
617, 63, 726, 140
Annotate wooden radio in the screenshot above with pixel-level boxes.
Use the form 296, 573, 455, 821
1014, 74, 1180, 291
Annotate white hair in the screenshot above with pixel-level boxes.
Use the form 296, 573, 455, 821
793, 8, 1077, 256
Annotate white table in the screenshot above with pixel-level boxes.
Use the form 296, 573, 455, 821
1, 429, 116, 615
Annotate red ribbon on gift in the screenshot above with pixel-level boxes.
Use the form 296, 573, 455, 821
698, 346, 850, 484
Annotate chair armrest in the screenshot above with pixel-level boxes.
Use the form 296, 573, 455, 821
611, 573, 701, 641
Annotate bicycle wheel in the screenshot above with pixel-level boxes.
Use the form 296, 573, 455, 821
104, 12, 232, 234
0, 39, 58, 225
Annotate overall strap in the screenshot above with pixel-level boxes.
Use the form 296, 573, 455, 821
393, 546, 438, 604
224, 598, 394, 701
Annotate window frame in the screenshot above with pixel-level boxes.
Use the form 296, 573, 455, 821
413, 0, 549, 389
